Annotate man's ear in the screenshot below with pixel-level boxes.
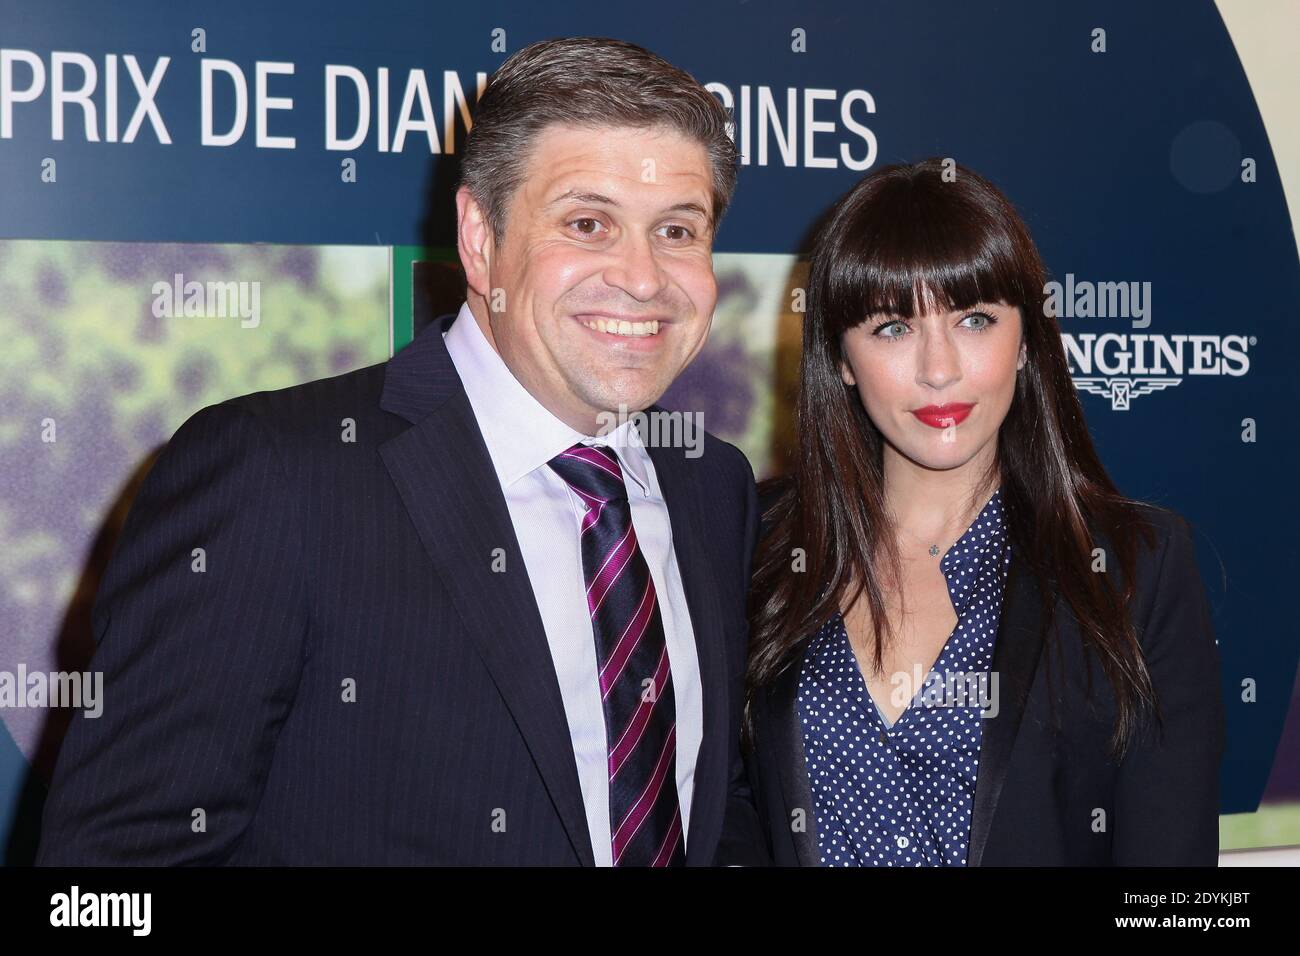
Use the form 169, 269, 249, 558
456, 185, 493, 300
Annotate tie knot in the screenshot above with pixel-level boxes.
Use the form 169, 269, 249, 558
547, 442, 628, 505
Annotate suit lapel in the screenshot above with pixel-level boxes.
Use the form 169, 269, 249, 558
769, 659, 819, 866
644, 432, 728, 866
377, 313, 596, 866
967, 548, 1048, 866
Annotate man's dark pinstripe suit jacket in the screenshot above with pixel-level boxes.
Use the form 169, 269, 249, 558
36, 310, 769, 865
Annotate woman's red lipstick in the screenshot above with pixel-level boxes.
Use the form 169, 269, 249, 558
910, 402, 974, 428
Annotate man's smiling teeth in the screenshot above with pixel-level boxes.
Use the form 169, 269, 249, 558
580, 317, 660, 337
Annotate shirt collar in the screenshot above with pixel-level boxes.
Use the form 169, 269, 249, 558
938, 487, 1009, 613
441, 301, 653, 495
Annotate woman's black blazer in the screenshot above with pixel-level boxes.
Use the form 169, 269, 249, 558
727, 501, 1227, 866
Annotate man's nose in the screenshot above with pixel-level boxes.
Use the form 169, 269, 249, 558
603, 233, 668, 302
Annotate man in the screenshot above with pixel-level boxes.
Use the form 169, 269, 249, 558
36, 36, 766, 865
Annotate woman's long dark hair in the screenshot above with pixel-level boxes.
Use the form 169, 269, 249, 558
747, 158, 1159, 759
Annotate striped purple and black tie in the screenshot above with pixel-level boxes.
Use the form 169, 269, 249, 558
548, 442, 686, 867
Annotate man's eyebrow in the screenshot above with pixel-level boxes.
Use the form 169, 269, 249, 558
544, 189, 712, 222
662, 201, 711, 220
545, 189, 618, 210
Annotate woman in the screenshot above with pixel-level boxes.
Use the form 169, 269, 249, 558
737, 159, 1225, 866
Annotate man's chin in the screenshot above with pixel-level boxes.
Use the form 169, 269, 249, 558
590, 394, 660, 421
580, 376, 675, 414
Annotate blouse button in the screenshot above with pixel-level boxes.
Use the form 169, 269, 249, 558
896, 835, 910, 849
878, 731, 888, 745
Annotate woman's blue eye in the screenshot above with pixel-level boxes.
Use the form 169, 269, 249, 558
962, 311, 996, 331
873, 320, 908, 339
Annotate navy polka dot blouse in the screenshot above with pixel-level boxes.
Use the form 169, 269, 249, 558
797, 487, 1010, 866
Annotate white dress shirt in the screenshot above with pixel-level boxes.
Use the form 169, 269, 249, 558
442, 301, 702, 866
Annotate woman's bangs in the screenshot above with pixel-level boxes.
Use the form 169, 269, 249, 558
824, 187, 1031, 331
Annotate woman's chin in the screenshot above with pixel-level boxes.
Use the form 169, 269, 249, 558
894, 440, 983, 473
